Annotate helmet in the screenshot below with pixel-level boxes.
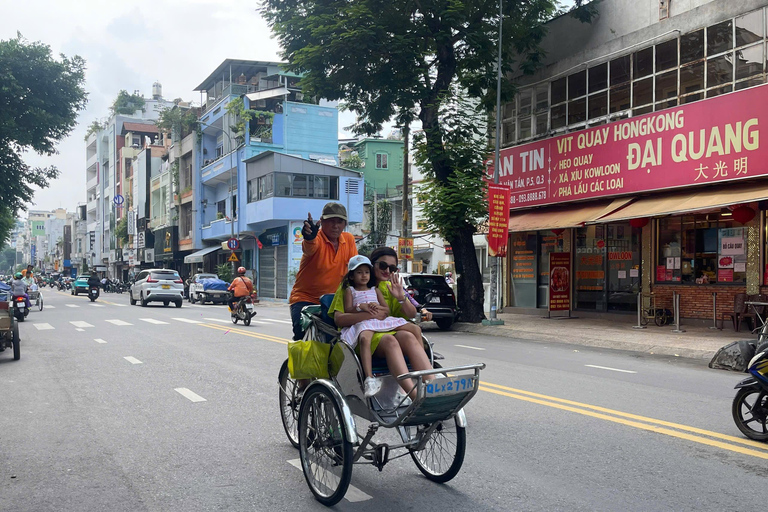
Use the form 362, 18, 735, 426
237, 267, 246, 274
14, 273, 21, 279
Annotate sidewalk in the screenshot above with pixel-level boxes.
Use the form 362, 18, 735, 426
452, 312, 750, 361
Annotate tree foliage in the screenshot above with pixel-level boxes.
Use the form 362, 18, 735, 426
110, 89, 145, 116
0, 35, 87, 215
83, 119, 105, 141
359, 199, 392, 255
261, 0, 594, 321
115, 214, 128, 246
157, 105, 198, 141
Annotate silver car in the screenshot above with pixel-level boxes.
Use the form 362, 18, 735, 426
129, 269, 184, 308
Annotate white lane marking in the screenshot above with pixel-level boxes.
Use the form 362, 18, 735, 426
287, 459, 371, 502
139, 318, 169, 325
46, 305, 55, 309
204, 317, 234, 324
454, 344, 485, 351
261, 318, 292, 324
585, 364, 637, 374
174, 388, 207, 402
88, 304, 106, 307
76, 328, 85, 332
65, 304, 80, 308
70, 321, 94, 328
33, 323, 54, 330
105, 319, 133, 326
173, 318, 201, 324
94, 338, 108, 344
124, 356, 143, 365
112, 304, 129, 307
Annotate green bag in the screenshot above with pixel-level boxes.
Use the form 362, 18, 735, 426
287, 326, 345, 380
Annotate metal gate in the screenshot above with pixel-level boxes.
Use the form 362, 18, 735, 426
276, 245, 288, 299
259, 247, 276, 298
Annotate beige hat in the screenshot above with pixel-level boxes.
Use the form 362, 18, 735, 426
320, 202, 347, 221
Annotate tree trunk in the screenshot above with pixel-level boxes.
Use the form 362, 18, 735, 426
449, 225, 485, 323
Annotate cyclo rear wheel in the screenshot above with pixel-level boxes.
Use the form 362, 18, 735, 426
299, 385, 353, 506
278, 359, 300, 448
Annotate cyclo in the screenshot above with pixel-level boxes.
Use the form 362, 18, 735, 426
278, 294, 485, 506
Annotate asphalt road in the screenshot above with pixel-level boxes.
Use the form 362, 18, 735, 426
0, 288, 764, 511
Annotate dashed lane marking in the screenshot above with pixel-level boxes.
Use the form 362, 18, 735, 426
174, 388, 206, 402
585, 364, 637, 374
105, 319, 133, 326
455, 344, 485, 351
94, 338, 108, 344
76, 328, 85, 332
204, 317, 233, 324
70, 321, 93, 328
260, 318, 292, 324
33, 323, 54, 330
88, 304, 106, 307
46, 305, 55, 309
287, 459, 371, 502
65, 304, 80, 308
173, 318, 201, 324
139, 318, 169, 325
124, 356, 143, 365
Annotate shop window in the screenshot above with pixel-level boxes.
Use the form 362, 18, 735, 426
502, 120, 516, 144
736, 76, 765, 90
551, 77, 567, 105
680, 61, 705, 94
534, 83, 549, 112
551, 104, 567, 129
681, 29, 704, 64
609, 84, 631, 113
588, 91, 607, 119
656, 39, 678, 71
568, 70, 587, 99
567, 98, 586, 124
537, 231, 565, 308
736, 10, 764, 47
503, 102, 516, 119
708, 20, 733, 56
633, 47, 654, 78
706, 85, 733, 98
632, 77, 653, 106
610, 55, 631, 86
510, 231, 537, 308
655, 70, 678, 104
589, 63, 608, 93
656, 214, 746, 284
735, 43, 764, 80
655, 98, 678, 111
535, 113, 548, 136
519, 89, 532, 116
707, 54, 733, 87
519, 116, 532, 139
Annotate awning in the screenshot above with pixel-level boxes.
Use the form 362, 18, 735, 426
596, 181, 768, 223
245, 87, 290, 102
183, 246, 220, 264
508, 197, 634, 232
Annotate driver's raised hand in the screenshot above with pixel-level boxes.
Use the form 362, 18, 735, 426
302, 212, 320, 240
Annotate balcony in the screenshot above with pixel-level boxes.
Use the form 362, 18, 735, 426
86, 153, 98, 171
86, 175, 98, 191
201, 218, 233, 240
87, 198, 97, 212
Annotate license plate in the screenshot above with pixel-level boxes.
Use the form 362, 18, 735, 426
17, 305, 24, 310
424, 376, 475, 396
246, 304, 254, 310
91, 289, 97, 294
429, 296, 441, 303
162, 284, 170, 289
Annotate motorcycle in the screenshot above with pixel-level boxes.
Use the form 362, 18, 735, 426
88, 286, 100, 302
12, 296, 29, 322
732, 339, 768, 440
231, 293, 258, 326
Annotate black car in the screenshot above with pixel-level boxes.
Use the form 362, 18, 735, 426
403, 274, 459, 330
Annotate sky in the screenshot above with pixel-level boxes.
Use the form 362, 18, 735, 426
4, 0, 364, 216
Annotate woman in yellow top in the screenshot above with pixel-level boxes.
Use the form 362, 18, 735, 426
330, 247, 433, 398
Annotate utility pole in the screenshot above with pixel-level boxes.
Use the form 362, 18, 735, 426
484, 0, 505, 326
402, 125, 410, 271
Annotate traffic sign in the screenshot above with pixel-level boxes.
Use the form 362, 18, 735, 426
227, 238, 240, 250
228, 252, 239, 263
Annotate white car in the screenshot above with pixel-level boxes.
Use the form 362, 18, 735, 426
188, 273, 230, 305
129, 268, 184, 308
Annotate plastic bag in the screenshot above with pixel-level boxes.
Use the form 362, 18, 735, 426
709, 340, 756, 372
287, 326, 344, 379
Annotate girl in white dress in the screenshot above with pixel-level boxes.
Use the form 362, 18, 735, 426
341, 255, 421, 397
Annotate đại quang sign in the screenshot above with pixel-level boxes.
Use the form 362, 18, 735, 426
491, 83, 768, 210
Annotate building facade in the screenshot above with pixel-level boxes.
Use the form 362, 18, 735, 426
499, 0, 768, 320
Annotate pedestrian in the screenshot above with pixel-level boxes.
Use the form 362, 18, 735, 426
289, 202, 358, 340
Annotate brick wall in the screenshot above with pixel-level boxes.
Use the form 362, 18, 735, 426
652, 284, 747, 320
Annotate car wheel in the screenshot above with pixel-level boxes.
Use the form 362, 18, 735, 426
175, 301, 182, 308
129, 292, 136, 306
140, 293, 148, 307
190, 293, 196, 304
436, 318, 453, 331
200, 293, 207, 304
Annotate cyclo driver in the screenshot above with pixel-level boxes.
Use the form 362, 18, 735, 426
228, 267, 253, 313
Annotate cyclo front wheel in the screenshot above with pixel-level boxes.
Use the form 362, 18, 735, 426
409, 414, 466, 483
299, 385, 353, 506
278, 359, 300, 448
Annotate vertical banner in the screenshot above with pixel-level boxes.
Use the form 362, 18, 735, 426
398, 237, 414, 260
488, 184, 511, 257
549, 252, 571, 313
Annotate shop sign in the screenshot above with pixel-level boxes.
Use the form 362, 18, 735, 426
398, 237, 414, 260
493, 84, 768, 210
549, 252, 571, 312
487, 184, 512, 257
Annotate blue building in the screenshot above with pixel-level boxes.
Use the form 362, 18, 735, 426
186, 59, 363, 298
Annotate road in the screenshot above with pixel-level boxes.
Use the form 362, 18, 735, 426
0, 288, 764, 511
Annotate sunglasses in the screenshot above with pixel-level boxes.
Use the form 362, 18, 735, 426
376, 262, 398, 273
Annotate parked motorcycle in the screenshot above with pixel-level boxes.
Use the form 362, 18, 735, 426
12, 296, 28, 322
732, 341, 768, 441
231, 294, 258, 326
88, 286, 100, 302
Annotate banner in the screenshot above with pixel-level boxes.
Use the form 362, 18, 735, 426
398, 237, 414, 260
487, 183, 512, 257
549, 252, 571, 312
490, 84, 768, 210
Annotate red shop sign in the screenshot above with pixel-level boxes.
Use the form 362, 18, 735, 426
489, 84, 768, 210
549, 252, 571, 313
487, 183, 512, 257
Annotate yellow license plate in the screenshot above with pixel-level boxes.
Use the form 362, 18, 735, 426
161, 284, 170, 289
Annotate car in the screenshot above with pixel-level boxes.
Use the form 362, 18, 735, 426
129, 268, 184, 308
402, 273, 459, 330
71, 275, 90, 295
188, 273, 231, 305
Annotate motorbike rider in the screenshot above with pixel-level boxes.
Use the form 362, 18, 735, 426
227, 267, 253, 313
88, 272, 101, 290
11, 272, 30, 308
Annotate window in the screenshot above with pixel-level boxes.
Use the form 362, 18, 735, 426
312, 176, 330, 198
217, 200, 226, 217
232, 195, 237, 220
259, 173, 274, 200
270, 173, 339, 199
375, 153, 388, 169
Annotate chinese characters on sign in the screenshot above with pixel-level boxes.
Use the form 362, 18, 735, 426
489, 84, 767, 210
549, 252, 571, 312
487, 184, 512, 257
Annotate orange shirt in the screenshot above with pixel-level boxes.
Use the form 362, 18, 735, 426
228, 276, 253, 297
289, 230, 358, 305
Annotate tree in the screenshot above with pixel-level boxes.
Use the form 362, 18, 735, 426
110, 90, 145, 116
0, 35, 87, 215
358, 199, 392, 256
115, 215, 128, 246
260, 0, 594, 321
83, 119, 105, 141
